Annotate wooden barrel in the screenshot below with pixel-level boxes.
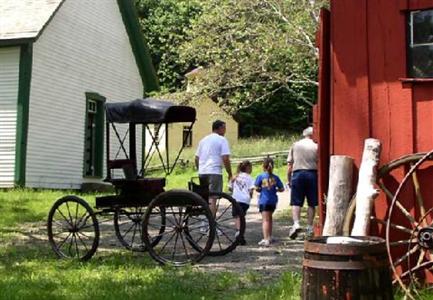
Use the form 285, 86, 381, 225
302, 236, 393, 300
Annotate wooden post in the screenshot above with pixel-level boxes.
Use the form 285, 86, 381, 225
351, 138, 381, 236
322, 155, 354, 236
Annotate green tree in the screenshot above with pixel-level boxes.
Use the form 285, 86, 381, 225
135, 0, 202, 92
136, 0, 327, 134
178, 0, 326, 132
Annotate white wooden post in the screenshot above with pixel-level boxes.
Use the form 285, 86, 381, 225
322, 155, 354, 236
351, 138, 381, 236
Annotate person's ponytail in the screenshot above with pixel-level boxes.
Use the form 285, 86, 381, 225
263, 157, 274, 187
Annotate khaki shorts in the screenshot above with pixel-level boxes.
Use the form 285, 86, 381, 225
199, 174, 223, 194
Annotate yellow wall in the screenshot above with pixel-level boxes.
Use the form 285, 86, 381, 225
169, 97, 238, 152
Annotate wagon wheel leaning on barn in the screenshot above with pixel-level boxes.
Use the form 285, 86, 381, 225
342, 151, 433, 298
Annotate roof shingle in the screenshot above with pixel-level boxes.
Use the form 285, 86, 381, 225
0, 0, 63, 40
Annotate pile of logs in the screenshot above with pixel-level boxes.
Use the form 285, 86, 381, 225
322, 138, 381, 236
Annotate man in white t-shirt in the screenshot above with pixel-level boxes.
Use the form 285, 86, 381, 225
195, 120, 233, 214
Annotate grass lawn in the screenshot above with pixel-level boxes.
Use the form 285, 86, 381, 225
0, 188, 303, 300
0, 132, 423, 299
0, 141, 302, 300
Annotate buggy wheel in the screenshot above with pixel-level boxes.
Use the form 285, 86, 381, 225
186, 192, 245, 256
142, 190, 215, 266
47, 195, 99, 261
114, 207, 146, 252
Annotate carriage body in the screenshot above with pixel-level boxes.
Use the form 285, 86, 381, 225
47, 98, 245, 265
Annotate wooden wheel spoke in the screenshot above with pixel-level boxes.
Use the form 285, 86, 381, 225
416, 249, 426, 267
389, 238, 418, 247
75, 232, 90, 252
74, 202, 80, 227
171, 232, 180, 260
129, 223, 139, 246
169, 207, 180, 226
178, 232, 190, 260
395, 200, 418, 227
410, 166, 427, 226
393, 244, 420, 267
215, 231, 223, 250
216, 224, 234, 243
381, 181, 417, 229
396, 261, 433, 282
55, 208, 73, 227
57, 232, 73, 250
374, 218, 413, 234
216, 205, 231, 222
157, 230, 177, 256
65, 202, 74, 226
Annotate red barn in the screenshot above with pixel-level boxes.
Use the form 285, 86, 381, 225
316, 0, 433, 285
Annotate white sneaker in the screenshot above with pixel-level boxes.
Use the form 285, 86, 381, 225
289, 225, 301, 239
258, 239, 271, 247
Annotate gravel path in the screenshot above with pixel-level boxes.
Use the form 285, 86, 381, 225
196, 190, 306, 278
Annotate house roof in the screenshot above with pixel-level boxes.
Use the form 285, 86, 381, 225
0, 0, 64, 40
0, 0, 159, 93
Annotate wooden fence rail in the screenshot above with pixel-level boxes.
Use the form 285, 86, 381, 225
145, 150, 289, 172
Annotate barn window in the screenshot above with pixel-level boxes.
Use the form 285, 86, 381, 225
408, 9, 433, 77
84, 93, 105, 177
183, 126, 192, 147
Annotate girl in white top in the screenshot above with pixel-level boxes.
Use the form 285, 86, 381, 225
228, 160, 254, 245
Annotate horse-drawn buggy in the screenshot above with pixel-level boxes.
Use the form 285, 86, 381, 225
47, 98, 245, 266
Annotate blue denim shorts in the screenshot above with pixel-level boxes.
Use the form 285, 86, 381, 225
290, 170, 318, 207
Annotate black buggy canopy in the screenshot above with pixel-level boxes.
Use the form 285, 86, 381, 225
105, 98, 196, 124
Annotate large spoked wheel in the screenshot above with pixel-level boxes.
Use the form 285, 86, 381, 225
114, 206, 165, 252
142, 190, 215, 266
343, 152, 428, 236
186, 192, 245, 256
47, 195, 99, 261
385, 150, 433, 299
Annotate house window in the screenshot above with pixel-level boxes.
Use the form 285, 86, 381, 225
408, 9, 433, 77
84, 93, 105, 177
183, 126, 192, 147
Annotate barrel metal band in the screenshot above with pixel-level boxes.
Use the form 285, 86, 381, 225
303, 259, 389, 270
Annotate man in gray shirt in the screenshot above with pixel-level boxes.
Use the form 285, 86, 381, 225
287, 126, 318, 239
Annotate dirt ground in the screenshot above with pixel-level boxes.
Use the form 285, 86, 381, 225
196, 190, 306, 278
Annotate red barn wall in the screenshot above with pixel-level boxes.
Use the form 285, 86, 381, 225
321, 0, 433, 282
328, 0, 433, 168
326, 0, 433, 187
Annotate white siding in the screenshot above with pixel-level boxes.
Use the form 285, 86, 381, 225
27, 0, 143, 189
0, 47, 19, 187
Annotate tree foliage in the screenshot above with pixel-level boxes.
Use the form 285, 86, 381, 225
179, 0, 326, 112
136, 0, 327, 134
135, 0, 202, 92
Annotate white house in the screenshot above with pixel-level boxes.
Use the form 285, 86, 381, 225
0, 0, 158, 189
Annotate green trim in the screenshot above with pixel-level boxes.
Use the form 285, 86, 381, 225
83, 92, 106, 178
0, 38, 34, 47
117, 0, 159, 95
14, 43, 33, 187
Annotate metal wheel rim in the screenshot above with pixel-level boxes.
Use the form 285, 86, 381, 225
47, 196, 99, 261
386, 150, 433, 300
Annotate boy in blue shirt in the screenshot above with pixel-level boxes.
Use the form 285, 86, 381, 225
255, 157, 284, 246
